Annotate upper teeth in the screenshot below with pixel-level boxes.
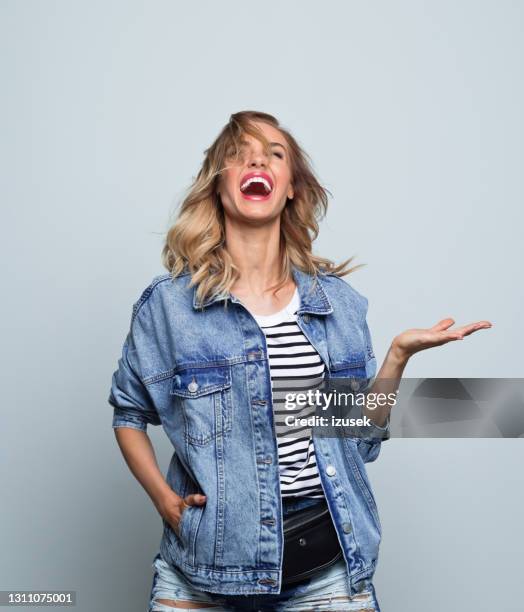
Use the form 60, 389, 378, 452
240, 176, 272, 193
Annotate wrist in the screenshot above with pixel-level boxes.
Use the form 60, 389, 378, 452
152, 485, 177, 513
388, 342, 410, 368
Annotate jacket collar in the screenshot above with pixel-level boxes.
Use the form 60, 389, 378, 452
191, 264, 333, 315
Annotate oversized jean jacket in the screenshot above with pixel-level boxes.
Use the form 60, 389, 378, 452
108, 264, 391, 597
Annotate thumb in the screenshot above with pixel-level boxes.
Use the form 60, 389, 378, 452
430, 318, 455, 332
185, 493, 207, 506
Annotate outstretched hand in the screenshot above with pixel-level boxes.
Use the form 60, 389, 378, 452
391, 318, 492, 363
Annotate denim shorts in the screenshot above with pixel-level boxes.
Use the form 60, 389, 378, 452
148, 497, 380, 611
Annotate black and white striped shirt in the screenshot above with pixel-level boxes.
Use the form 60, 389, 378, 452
251, 288, 325, 500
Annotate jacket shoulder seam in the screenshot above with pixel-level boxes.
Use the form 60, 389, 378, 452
131, 273, 172, 322
321, 274, 368, 321
320, 272, 365, 297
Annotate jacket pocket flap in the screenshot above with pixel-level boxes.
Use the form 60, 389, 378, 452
170, 365, 231, 398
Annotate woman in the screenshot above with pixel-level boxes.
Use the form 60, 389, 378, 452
109, 111, 491, 611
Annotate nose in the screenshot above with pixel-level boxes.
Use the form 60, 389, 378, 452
247, 146, 268, 168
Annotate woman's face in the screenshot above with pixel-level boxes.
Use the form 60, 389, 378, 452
217, 121, 294, 224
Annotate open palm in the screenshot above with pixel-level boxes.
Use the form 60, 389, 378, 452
392, 318, 492, 360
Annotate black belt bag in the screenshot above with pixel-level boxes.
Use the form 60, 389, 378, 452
281, 500, 343, 586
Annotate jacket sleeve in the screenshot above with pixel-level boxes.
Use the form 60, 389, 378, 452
356, 306, 391, 463
108, 306, 161, 432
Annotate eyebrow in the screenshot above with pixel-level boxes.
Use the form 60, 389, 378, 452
240, 138, 287, 152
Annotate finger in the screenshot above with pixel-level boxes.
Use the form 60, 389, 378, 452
451, 321, 493, 338
430, 318, 455, 332
436, 331, 463, 343
469, 320, 492, 329
461, 322, 492, 337
185, 493, 207, 506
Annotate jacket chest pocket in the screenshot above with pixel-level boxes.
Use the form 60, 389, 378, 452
170, 364, 233, 447
328, 358, 368, 393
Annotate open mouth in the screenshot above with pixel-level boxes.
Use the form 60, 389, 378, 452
239, 173, 274, 200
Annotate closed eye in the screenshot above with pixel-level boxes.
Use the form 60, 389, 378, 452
273, 151, 284, 159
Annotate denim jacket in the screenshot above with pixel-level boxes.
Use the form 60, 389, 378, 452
109, 265, 390, 596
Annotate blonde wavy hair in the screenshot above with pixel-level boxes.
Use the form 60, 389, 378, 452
162, 110, 364, 308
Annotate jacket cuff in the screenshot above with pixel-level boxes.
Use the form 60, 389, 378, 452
110, 403, 150, 432
365, 413, 391, 441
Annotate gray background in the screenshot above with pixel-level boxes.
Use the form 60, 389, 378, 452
1, 1, 522, 610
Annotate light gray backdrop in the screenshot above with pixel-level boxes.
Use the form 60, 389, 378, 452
1, 1, 522, 611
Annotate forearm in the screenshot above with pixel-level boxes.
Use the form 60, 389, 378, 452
363, 344, 409, 428
113, 427, 172, 510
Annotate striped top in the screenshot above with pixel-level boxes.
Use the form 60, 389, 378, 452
250, 288, 326, 500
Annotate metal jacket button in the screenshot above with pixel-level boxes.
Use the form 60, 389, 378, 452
188, 380, 199, 393
326, 464, 336, 476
